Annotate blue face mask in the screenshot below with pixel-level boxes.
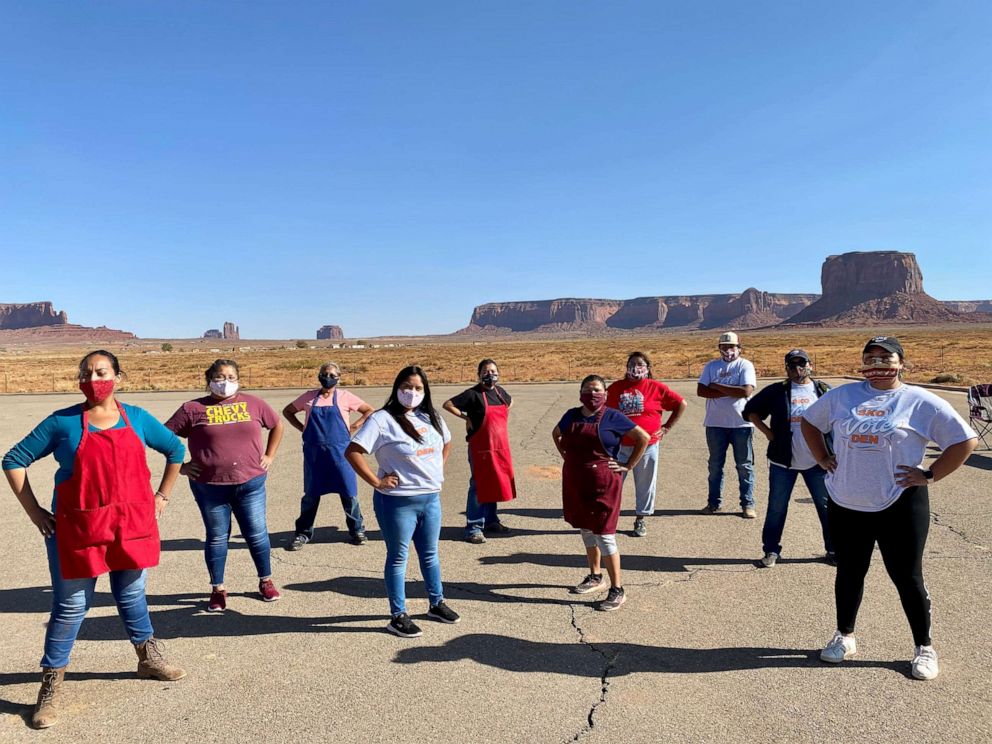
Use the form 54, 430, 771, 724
318, 373, 339, 389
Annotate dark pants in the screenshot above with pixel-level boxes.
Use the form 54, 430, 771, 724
295, 490, 365, 538
830, 487, 932, 646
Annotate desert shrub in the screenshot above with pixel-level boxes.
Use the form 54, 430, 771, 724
931, 372, 963, 384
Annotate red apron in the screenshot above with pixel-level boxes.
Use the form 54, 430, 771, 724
467, 388, 516, 503
55, 403, 160, 580
560, 407, 623, 535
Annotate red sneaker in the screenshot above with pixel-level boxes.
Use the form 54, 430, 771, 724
258, 579, 281, 602
207, 588, 227, 612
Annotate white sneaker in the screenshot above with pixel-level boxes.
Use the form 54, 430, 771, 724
820, 631, 857, 663
757, 552, 779, 568
911, 645, 939, 680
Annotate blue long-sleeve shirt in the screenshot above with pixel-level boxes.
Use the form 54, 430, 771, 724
3, 403, 186, 504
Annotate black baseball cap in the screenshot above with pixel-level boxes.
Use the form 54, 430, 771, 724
784, 349, 811, 364
862, 336, 904, 356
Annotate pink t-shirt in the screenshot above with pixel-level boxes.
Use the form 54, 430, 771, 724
165, 393, 280, 485
290, 388, 368, 427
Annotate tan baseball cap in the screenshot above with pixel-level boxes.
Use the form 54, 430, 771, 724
718, 331, 740, 346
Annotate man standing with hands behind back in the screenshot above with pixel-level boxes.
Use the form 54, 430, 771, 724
697, 332, 757, 518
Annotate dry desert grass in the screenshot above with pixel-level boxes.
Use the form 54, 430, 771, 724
0, 326, 989, 395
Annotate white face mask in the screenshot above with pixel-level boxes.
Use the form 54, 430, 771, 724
719, 347, 740, 362
397, 388, 425, 409
209, 380, 239, 398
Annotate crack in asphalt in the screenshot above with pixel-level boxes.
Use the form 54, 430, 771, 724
931, 512, 990, 552
270, 552, 382, 575
565, 603, 618, 743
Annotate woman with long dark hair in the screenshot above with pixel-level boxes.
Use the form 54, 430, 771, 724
442, 358, 517, 544
802, 336, 977, 679
3, 350, 186, 729
166, 359, 284, 612
345, 365, 458, 638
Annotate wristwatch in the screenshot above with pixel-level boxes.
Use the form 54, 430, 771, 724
922, 468, 935, 484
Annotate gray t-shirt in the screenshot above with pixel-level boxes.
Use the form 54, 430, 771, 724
698, 357, 756, 428
802, 381, 976, 511
351, 409, 452, 496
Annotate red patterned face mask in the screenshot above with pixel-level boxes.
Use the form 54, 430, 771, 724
861, 367, 899, 382
79, 379, 116, 402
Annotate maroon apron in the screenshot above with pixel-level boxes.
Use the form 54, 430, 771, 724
468, 388, 517, 504
55, 403, 160, 579
560, 407, 623, 535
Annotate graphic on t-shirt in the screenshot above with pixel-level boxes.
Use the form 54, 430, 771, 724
839, 405, 900, 450
204, 402, 253, 425
618, 390, 645, 416
789, 394, 813, 423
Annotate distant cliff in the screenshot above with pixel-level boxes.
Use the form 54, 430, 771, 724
0, 302, 69, 330
783, 252, 970, 325
463, 290, 819, 333
317, 325, 345, 340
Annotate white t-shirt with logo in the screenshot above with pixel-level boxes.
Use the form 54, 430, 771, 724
698, 357, 757, 428
802, 382, 976, 511
351, 409, 452, 496
787, 381, 818, 470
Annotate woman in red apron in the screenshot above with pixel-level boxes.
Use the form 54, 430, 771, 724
282, 363, 373, 550
2, 350, 186, 730
443, 359, 517, 544
552, 374, 650, 611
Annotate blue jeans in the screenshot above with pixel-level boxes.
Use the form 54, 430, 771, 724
373, 491, 444, 617
464, 451, 499, 536
295, 491, 365, 538
619, 442, 659, 516
190, 473, 272, 586
762, 464, 834, 556
41, 537, 153, 668
705, 427, 755, 508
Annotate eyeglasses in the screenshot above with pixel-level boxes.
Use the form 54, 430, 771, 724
786, 360, 809, 368
211, 375, 239, 382
322, 373, 340, 380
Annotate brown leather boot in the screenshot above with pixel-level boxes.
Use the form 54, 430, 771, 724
134, 637, 187, 681
31, 667, 66, 729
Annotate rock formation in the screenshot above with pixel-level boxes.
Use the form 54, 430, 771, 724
316, 325, 345, 340
464, 291, 818, 333
222, 322, 239, 340
943, 300, 992, 313
783, 251, 966, 325
0, 302, 69, 329
203, 329, 223, 339
0, 302, 134, 341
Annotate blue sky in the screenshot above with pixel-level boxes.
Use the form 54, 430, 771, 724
2, 1, 990, 338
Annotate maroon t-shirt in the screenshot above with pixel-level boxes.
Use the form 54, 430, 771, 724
165, 393, 279, 485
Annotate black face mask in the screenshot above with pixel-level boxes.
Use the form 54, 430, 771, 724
318, 373, 339, 389
481, 373, 498, 387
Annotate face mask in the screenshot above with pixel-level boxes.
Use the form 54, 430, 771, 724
719, 347, 740, 362
861, 357, 900, 382
579, 390, 606, 411
209, 380, 239, 398
79, 378, 115, 403
397, 388, 425, 409
318, 374, 339, 388
481, 373, 498, 387
626, 364, 648, 381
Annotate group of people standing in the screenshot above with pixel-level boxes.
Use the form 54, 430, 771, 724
2, 333, 978, 729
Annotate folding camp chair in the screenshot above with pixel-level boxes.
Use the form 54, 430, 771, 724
967, 384, 992, 450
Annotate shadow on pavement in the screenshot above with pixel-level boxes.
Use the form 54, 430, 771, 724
477, 552, 788, 572
965, 453, 992, 471
392, 633, 908, 677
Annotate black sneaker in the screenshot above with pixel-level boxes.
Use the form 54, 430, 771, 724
570, 573, 606, 595
632, 517, 647, 537
286, 533, 309, 552
387, 613, 423, 638
427, 602, 461, 624
597, 586, 627, 612
701, 504, 721, 514
484, 522, 511, 534
350, 531, 368, 545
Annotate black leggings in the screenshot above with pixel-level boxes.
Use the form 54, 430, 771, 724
829, 487, 932, 646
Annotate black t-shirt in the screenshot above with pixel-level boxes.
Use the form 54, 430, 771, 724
450, 384, 512, 440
